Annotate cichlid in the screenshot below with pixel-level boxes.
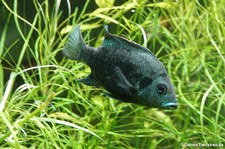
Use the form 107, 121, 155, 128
63, 25, 178, 109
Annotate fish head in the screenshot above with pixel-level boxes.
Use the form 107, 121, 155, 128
138, 73, 178, 110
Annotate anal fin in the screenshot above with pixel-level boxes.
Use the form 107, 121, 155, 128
79, 74, 99, 87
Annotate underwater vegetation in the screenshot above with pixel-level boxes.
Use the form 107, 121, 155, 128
0, 0, 224, 148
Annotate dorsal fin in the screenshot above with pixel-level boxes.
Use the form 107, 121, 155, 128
102, 27, 156, 57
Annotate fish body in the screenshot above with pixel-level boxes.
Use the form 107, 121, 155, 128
63, 25, 178, 109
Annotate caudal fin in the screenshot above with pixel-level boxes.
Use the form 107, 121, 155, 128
62, 25, 86, 61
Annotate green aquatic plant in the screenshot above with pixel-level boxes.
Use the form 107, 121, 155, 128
0, 0, 224, 148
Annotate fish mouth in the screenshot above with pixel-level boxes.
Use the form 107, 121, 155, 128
162, 102, 178, 110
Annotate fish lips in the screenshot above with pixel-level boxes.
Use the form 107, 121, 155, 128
161, 102, 178, 110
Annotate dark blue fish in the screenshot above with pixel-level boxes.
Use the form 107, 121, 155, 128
63, 25, 178, 109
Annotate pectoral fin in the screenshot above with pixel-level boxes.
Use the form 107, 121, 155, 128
113, 66, 138, 96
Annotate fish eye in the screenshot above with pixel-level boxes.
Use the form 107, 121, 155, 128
156, 83, 167, 95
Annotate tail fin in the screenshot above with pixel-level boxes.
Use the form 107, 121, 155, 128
62, 25, 86, 61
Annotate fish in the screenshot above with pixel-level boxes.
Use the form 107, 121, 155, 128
62, 25, 178, 109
